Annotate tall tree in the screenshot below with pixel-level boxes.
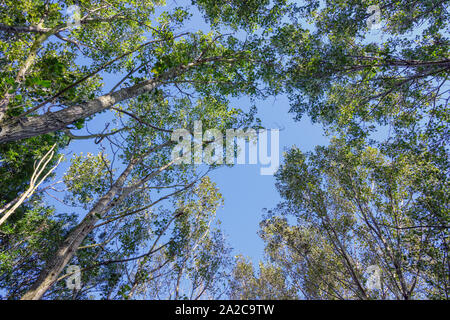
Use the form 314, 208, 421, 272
18, 84, 256, 299
229, 255, 298, 300
239, 0, 450, 300
0, 0, 288, 143
262, 139, 448, 299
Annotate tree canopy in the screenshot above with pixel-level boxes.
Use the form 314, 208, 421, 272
0, 0, 448, 300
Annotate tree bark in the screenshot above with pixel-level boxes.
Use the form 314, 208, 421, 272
0, 78, 162, 144
20, 158, 138, 300
20, 139, 180, 299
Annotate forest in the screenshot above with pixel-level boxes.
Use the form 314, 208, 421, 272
0, 0, 448, 300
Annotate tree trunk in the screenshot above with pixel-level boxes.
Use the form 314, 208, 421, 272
21, 158, 137, 300
0, 79, 161, 144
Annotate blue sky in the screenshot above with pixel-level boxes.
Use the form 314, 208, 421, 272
209, 94, 328, 263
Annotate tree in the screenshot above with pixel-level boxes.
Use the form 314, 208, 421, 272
229, 255, 298, 300
0, 0, 289, 143
0, 201, 77, 299
0, 143, 63, 226
119, 177, 231, 300
265, 1, 448, 189
269, 0, 448, 136
235, 0, 449, 300
36, 177, 230, 300
263, 139, 448, 299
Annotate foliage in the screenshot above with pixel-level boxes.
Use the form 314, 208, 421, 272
0, 0, 448, 300
262, 139, 449, 299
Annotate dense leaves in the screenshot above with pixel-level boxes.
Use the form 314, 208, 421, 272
0, 0, 448, 300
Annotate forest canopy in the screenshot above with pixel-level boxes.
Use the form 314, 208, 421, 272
0, 0, 448, 300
